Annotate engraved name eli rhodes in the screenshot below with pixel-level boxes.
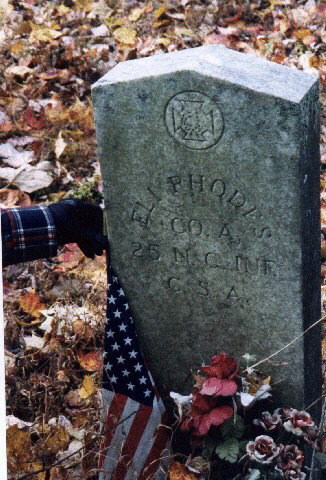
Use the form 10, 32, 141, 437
131, 173, 272, 241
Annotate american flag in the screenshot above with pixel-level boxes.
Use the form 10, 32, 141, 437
99, 269, 170, 480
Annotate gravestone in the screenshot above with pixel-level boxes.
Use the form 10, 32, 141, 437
92, 46, 321, 411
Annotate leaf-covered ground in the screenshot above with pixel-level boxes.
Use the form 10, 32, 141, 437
0, 0, 325, 478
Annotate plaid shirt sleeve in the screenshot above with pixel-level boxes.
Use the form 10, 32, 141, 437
1, 206, 58, 267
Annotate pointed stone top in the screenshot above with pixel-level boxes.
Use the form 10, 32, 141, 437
92, 45, 317, 104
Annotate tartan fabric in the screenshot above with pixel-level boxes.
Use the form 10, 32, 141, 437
1, 206, 57, 267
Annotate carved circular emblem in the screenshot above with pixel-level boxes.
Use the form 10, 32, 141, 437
165, 91, 224, 150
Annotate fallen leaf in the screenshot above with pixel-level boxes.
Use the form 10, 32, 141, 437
154, 5, 168, 19
88, 0, 113, 18
77, 351, 103, 372
23, 107, 47, 130
114, 27, 137, 45
175, 27, 195, 37
19, 290, 45, 318
0, 143, 34, 167
29, 23, 62, 42
168, 462, 197, 480
129, 7, 147, 22
0, 165, 53, 193
91, 24, 109, 37
5, 65, 33, 78
0, 188, 31, 207
55, 130, 67, 159
78, 375, 96, 400
23, 333, 45, 350
43, 427, 70, 454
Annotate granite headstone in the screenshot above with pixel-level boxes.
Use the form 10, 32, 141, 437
92, 46, 321, 411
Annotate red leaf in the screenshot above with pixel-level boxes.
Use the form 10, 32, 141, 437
23, 107, 47, 130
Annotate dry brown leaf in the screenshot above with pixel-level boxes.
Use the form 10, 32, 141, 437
77, 351, 103, 372
129, 7, 147, 22
114, 27, 137, 45
55, 130, 67, 159
168, 462, 198, 480
65, 390, 84, 408
154, 5, 168, 19
43, 427, 70, 454
19, 290, 45, 318
72, 320, 93, 340
0, 188, 31, 207
78, 375, 96, 400
29, 23, 62, 42
175, 27, 195, 37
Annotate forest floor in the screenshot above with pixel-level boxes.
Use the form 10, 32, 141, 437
0, 0, 325, 478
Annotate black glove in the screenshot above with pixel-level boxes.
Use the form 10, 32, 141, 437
48, 199, 109, 259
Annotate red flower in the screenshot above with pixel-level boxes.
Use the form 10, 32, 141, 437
200, 353, 238, 379
246, 435, 280, 464
283, 410, 315, 437
180, 392, 234, 437
253, 411, 282, 431
200, 377, 238, 397
193, 405, 234, 436
276, 444, 304, 473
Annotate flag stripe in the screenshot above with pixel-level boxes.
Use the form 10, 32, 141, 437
102, 397, 140, 479
139, 411, 171, 480
124, 398, 167, 480
112, 404, 153, 480
99, 393, 129, 473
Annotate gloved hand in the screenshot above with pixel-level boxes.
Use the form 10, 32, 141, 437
48, 199, 109, 259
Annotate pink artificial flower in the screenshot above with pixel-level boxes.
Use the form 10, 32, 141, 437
200, 353, 238, 379
246, 435, 280, 464
253, 411, 282, 431
179, 392, 234, 437
283, 410, 315, 437
276, 444, 304, 473
193, 405, 234, 436
200, 377, 238, 397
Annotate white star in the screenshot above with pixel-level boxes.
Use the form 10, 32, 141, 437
124, 337, 132, 346
127, 382, 135, 390
106, 330, 114, 338
103, 351, 108, 357
107, 283, 111, 289
134, 363, 142, 372
105, 362, 113, 370
110, 375, 118, 383
108, 295, 116, 304
119, 323, 127, 332
117, 356, 125, 364
114, 309, 121, 319
122, 369, 130, 377
144, 389, 151, 397
139, 376, 147, 385
112, 342, 120, 351
129, 350, 137, 359
124, 303, 129, 310
112, 276, 118, 283
118, 288, 124, 296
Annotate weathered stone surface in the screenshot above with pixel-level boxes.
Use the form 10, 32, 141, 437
92, 46, 321, 412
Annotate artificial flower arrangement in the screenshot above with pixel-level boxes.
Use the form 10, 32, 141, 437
169, 353, 323, 480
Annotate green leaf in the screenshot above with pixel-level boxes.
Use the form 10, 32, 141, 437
220, 415, 245, 439
245, 469, 261, 480
215, 438, 240, 463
